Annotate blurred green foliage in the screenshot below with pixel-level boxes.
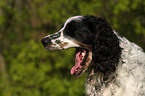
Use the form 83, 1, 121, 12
0, 0, 145, 96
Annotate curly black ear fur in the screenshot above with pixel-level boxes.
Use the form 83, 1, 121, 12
83, 15, 121, 75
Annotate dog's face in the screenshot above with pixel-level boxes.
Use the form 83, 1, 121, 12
41, 15, 121, 76
41, 16, 93, 76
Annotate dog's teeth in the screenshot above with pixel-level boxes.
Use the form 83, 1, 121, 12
81, 52, 85, 56
81, 52, 85, 60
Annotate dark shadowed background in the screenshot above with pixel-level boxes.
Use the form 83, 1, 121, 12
0, 0, 145, 96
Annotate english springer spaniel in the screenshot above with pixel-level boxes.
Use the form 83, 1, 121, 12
41, 15, 145, 96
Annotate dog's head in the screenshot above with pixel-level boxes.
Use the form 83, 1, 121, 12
41, 15, 121, 76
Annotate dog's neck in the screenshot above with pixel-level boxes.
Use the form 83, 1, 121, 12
86, 65, 117, 87
85, 59, 122, 96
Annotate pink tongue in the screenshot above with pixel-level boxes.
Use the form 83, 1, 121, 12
71, 50, 82, 75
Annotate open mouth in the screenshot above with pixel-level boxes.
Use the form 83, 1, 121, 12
71, 48, 90, 76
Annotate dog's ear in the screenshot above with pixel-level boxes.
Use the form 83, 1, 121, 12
84, 16, 121, 74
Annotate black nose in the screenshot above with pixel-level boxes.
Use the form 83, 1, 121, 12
41, 37, 51, 47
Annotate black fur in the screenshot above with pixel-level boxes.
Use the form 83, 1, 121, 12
64, 15, 122, 75
63, 19, 92, 44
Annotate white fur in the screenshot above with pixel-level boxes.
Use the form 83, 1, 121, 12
85, 32, 145, 96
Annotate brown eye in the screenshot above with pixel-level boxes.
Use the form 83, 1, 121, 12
66, 25, 70, 29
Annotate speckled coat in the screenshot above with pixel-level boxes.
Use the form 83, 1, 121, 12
85, 33, 145, 96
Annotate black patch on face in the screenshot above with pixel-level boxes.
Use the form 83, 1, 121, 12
63, 20, 92, 44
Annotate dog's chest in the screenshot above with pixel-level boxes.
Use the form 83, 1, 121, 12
85, 75, 119, 96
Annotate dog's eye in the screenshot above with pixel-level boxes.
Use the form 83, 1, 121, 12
65, 25, 71, 31
65, 26, 70, 32
66, 25, 70, 28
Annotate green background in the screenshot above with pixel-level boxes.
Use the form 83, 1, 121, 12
0, 0, 145, 96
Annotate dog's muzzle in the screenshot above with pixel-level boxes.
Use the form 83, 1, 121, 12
41, 31, 81, 50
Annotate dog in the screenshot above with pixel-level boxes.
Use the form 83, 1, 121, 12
41, 15, 145, 96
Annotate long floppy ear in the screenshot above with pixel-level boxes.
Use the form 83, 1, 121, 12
84, 15, 121, 75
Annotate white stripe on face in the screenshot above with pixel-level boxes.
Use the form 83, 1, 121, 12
59, 16, 83, 32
